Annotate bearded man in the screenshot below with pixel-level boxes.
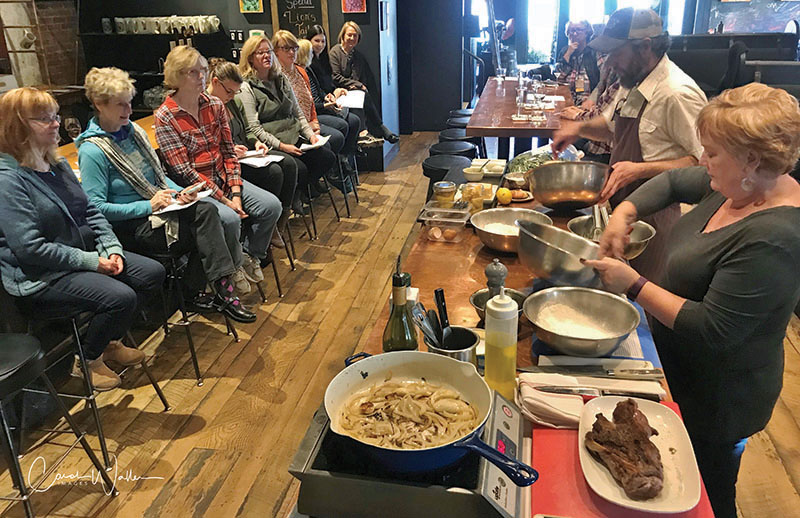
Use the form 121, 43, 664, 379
552, 8, 706, 283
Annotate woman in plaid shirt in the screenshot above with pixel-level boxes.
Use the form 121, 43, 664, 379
155, 46, 281, 296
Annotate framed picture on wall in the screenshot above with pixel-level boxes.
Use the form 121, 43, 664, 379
342, 0, 367, 13
249, 29, 264, 38
239, 0, 264, 13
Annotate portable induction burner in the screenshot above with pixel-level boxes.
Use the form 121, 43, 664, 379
288, 392, 530, 518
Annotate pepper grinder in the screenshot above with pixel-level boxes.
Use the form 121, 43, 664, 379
485, 258, 508, 299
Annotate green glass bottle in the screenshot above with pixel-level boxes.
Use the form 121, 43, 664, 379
382, 272, 418, 352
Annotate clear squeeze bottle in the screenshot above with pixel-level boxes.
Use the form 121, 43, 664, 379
484, 287, 518, 400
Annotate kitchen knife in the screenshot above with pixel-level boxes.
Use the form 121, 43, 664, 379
517, 365, 664, 380
533, 385, 663, 402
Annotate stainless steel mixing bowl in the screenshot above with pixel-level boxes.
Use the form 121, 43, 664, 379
526, 161, 609, 211
471, 208, 553, 253
469, 288, 528, 321
567, 215, 657, 260
522, 287, 640, 357
516, 219, 602, 288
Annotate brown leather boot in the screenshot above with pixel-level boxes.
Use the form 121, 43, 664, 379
103, 340, 145, 366
87, 358, 122, 392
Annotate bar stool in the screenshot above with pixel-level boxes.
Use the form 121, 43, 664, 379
445, 117, 470, 129
13, 305, 170, 470
0, 334, 117, 517
422, 155, 472, 201
151, 250, 246, 387
449, 108, 474, 118
438, 128, 487, 159
429, 141, 478, 159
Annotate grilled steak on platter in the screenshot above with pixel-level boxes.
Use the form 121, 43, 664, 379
584, 398, 664, 500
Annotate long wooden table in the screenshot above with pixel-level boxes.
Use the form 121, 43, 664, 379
58, 114, 156, 169
466, 78, 572, 140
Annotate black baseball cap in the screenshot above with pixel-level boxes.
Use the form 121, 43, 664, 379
589, 7, 665, 54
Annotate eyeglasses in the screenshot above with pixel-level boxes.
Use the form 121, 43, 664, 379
184, 68, 208, 79
567, 28, 587, 35
254, 49, 272, 57
28, 114, 61, 125
219, 81, 241, 96
277, 45, 299, 53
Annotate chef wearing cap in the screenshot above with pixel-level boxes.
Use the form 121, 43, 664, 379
552, 8, 706, 283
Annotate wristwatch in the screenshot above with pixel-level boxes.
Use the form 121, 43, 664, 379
626, 276, 648, 301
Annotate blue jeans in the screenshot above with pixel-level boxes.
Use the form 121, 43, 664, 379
18, 252, 165, 360
208, 180, 281, 260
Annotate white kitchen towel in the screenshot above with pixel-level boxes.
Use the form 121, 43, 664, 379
516, 372, 668, 429
516, 373, 584, 429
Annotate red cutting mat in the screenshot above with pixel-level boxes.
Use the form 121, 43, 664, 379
530, 402, 715, 518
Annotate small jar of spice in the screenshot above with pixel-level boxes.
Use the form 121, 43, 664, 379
432, 181, 456, 203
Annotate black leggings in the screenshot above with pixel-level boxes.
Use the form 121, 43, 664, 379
351, 89, 386, 138
295, 142, 337, 190
240, 149, 298, 210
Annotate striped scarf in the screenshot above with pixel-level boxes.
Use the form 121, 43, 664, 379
82, 124, 180, 246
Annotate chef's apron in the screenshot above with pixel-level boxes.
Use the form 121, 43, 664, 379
608, 98, 680, 286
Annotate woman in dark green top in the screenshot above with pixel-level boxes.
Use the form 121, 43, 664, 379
585, 84, 800, 518
207, 58, 298, 240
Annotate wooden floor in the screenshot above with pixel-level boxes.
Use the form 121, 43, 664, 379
0, 133, 798, 518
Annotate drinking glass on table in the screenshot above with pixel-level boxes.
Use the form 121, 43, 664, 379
530, 74, 544, 108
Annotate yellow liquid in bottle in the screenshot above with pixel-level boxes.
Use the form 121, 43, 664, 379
484, 332, 517, 401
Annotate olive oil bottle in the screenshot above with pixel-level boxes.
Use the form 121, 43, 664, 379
382, 262, 418, 353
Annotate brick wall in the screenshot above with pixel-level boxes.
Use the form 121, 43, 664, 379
32, 0, 84, 85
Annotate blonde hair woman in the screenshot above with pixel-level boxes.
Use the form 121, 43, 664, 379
0, 87, 165, 390
155, 45, 282, 309
584, 83, 800, 518
329, 21, 398, 143
76, 67, 255, 322
236, 35, 336, 205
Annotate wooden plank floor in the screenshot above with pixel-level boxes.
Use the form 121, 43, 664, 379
0, 133, 798, 517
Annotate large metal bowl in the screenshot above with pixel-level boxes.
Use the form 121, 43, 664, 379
516, 219, 602, 288
567, 215, 657, 260
526, 161, 609, 211
471, 208, 553, 253
522, 287, 640, 357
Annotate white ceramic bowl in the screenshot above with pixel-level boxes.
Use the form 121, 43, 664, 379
463, 167, 485, 182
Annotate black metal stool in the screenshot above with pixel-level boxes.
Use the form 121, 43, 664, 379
17, 310, 170, 470
445, 116, 470, 129
449, 108, 474, 118
0, 333, 117, 517
438, 128, 487, 158
151, 250, 245, 387
422, 155, 472, 201
429, 141, 478, 159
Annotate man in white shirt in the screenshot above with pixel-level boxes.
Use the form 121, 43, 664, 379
552, 7, 707, 282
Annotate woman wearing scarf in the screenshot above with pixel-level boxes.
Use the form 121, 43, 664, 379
77, 67, 256, 323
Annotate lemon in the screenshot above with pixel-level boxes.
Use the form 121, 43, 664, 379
496, 187, 512, 205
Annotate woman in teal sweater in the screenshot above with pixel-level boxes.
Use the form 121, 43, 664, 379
77, 67, 255, 323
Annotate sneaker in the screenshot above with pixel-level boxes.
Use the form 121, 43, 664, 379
86, 358, 122, 392
102, 340, 145, 366
242, 253, 265, 283
232, 268, 252, 294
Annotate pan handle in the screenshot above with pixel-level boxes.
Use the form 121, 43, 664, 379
344, 352, 371, 366
455, 433, 539, 487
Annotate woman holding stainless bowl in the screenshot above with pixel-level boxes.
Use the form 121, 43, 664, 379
583, 83, 800, 518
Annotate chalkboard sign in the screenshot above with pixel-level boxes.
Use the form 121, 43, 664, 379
270, 0, 329, 39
